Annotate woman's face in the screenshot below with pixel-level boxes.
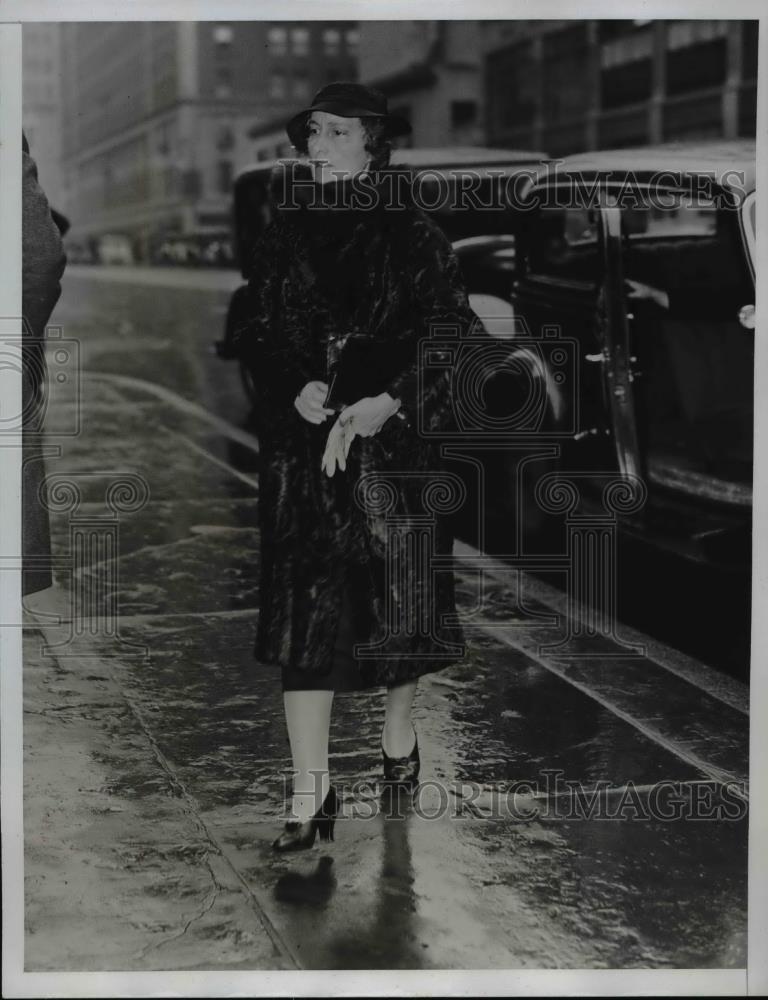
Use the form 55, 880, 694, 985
306, 111, 370, 183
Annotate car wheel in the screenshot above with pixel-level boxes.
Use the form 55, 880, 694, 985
448, 332, 565, 554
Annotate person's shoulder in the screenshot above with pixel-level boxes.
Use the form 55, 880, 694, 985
383, 178, 451, 247
387, 205, 454, 264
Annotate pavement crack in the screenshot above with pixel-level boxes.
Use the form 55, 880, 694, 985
135, 867, 220, 961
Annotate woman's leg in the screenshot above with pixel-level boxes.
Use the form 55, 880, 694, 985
283, 690, 333, 822
382, 679, 418, 757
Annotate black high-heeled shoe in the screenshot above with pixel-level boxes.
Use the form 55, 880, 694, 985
381, 726, 420, 786
272, 785, 339, 853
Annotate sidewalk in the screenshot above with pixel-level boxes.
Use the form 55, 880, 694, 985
21, 369, 749, 971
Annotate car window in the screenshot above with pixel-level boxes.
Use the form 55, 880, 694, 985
523, 205, 600, 282
621, 194, 750, 299
622, 198, 717, 239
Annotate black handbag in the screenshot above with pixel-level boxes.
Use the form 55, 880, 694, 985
324, 334, 412, 413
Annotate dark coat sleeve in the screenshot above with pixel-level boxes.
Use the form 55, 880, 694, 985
384, 215, 484, 435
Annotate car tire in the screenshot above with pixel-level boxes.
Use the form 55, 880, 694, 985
446, 335, 566, 554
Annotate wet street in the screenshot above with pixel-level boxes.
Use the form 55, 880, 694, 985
22, 266, 749, 972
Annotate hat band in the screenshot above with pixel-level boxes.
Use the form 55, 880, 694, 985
305, 100, 387, 119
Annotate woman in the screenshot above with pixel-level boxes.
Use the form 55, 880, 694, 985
235, 83, 481, 852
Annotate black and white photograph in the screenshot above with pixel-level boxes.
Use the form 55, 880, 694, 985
1, 3, 767, 996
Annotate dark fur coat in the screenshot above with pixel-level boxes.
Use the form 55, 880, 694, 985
236, 164, 482, 688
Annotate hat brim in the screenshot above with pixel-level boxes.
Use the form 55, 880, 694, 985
286, 101, 412, 148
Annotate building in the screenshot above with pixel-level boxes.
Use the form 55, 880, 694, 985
249, 22, 486, 158
22, 23, 64, 210
58, 21, 357, 257
483, 20, 759, 155
247, 22, 358, 163
358, 21, 485, 148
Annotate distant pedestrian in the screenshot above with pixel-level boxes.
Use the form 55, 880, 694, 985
21, 131, 67, 598
235, 83, 481, 851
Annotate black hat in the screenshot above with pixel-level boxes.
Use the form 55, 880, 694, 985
286, 82, 412, 149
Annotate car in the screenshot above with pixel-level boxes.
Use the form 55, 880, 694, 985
98, 233, 135, 265
63, 241, 97, 265
213, 145, 548, 413
506, 140, 755, 671
510, 141, 755, 557
200, 235, 234, 267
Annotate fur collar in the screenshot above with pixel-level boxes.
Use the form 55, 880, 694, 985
268, 161, 417, 222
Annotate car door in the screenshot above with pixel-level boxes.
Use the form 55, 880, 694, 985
512, 192, 616, 475
596, 196, 643, 482
619, 184, 754, 502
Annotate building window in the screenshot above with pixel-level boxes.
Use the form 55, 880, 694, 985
662, 91, 723, 138
268, 26, 287, 56
216, 126, 234, 151
323, 28, 341, 56
451, 100, 477, 128
269, 73, 286, 99
600, 26, 653, 109
291, 27, 310, 56
213, 25, 233, 45
487, 41, 537, 135
542, 25, 591, 121
601, 60, 652, 109
666, 20, 728, 51
666, 25, 728, 95
215, 63, 232, 99
293, 74, 310, 100
600, 28, 653, 69
217, 160, 233, 193
742, 22, 758, 80
344, 28, 359, 53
